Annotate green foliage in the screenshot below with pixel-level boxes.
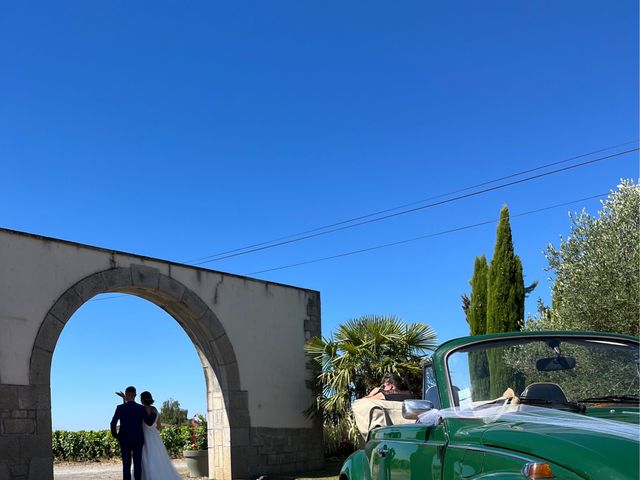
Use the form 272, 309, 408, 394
160, 425, 192, 457
184, 414, 208, 450
486, 349, 523, 399
323, 417, 360, 457
487, 206, 525, 334
543, 180, 640, 336
502, 338, 639, 401
305, 315, 437, 452
52, 427, 192, 461
466, 256, 490, 398
467, 255, 489, 335
464, 207, 529, 398
52, 430, 120, 461
485, 206, 525, 397
523, 298, 553, 331
159, 398, 189, 427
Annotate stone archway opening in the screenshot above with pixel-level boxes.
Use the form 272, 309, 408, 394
1, 228, 323, 480
31, 267, 245, 480
50, 293, 208, 458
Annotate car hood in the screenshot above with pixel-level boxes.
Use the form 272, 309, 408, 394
480, 415, 639, 478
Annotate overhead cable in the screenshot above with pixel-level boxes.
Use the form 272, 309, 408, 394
92, 191, 611, 301
243, 193, 608, 275
187, 141, 637, 265
191, 147, 638, 266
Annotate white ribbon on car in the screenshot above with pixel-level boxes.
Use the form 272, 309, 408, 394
418, 404, 639, 442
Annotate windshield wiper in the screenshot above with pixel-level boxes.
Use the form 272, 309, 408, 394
519, 397, 585, 413
577, 395, 640, 404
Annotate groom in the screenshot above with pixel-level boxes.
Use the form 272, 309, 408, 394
110, 386, 157, 480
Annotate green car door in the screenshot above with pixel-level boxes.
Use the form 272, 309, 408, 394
367, 422, 447, 480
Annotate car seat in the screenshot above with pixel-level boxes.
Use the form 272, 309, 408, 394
521, 382, 568, 403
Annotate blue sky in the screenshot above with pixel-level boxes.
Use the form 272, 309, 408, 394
1, 1, 637, 431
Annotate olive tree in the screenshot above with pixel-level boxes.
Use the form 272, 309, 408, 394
159, 398, 189, 426
544, 179, 639, 336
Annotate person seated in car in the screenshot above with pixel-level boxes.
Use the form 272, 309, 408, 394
352, 373, 415, 441
364, 373, 414, 402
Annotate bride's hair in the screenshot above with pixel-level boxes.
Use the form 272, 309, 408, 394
140, 391, 154, 406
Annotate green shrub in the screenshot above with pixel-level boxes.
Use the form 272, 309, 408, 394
160, 426, 191, 457
184, 414, 207, 450
52, 427, 191, 461
52, 430, 120, 461
323, 419, 358, 457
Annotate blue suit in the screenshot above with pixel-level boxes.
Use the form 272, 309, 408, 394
111, 401, 157, 480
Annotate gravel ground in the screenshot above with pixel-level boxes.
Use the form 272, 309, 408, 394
53, 459, 205, 479
53, 457, 342, 480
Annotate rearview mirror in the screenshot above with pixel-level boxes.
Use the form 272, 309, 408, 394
536, 356, 576, 372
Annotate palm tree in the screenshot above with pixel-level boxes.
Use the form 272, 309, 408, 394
304, 314, 437, 448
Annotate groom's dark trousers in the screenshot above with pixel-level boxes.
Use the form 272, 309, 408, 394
111, 401, 157, 480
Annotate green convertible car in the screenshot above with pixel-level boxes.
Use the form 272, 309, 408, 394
340, 331, 639, 480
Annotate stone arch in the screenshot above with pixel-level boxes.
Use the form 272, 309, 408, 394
29, 265, 246, 480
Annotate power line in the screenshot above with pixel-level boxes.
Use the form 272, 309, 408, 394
90, 192, 609, 303
191, 146, 638, 266
243, 192, 608, 275
186, 141, 636, 264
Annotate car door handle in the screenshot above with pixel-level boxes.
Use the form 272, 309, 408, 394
377, 445, 389, 458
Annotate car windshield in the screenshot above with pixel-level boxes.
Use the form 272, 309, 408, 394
446, 335, 639, 410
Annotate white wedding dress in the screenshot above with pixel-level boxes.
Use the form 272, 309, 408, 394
141, 416, 182, 480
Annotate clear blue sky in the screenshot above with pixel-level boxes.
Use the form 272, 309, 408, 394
1, 1, 637, 431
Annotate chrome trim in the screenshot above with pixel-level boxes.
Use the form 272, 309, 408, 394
438, 332, 639, 352
522, 462, 554, 479
402, 399, 434, 419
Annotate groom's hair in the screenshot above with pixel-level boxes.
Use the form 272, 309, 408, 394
125, 386, 136, 396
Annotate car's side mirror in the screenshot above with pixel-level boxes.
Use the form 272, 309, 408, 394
402, 399, 434, 420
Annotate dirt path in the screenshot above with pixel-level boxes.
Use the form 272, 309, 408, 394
54, 457, 342, 480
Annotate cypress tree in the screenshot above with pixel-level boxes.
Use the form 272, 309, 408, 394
486, 206, 525, 333
466, 255, 490, 399
486, 206, 525, 397
467, 255, 488, 335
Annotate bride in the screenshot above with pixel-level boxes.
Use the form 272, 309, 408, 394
139, 391, 183, 480
117, 391, 182, 480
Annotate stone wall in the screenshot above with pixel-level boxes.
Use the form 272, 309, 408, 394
242, 427, 325, 477
0, 385, 52, 480
0, 228, 324, 479
230, 293, 324, 478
